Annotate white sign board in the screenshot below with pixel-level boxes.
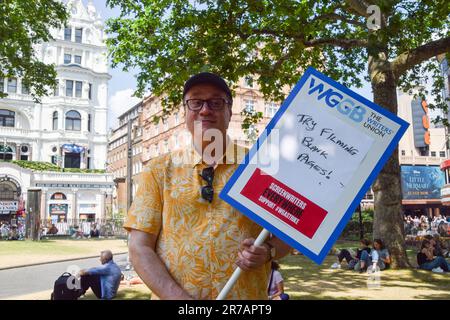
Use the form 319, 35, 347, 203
220, 67, 409, 264
0, 201, 18, 214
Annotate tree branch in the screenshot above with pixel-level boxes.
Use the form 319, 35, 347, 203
310, 13, 365, 27
304, 38, 369, 49
391, 36, 450, 79
344, 0, 371, 17
246, 28, 368, 49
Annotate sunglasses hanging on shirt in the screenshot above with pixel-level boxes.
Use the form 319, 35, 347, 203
200, 166, 214, 203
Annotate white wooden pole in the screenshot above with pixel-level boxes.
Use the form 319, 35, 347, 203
216, 228, 270, 300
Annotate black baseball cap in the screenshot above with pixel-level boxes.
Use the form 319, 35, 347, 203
183, 72, 232, 102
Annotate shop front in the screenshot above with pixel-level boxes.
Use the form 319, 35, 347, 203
0, 175, 22, 224
401, 165, 447, 217
79, 204, 96, 221
48, 192, 69, 223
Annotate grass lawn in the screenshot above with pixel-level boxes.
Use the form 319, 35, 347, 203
4, 240, 449, 300
0, 238, 128, 269
279, 241, 450, 300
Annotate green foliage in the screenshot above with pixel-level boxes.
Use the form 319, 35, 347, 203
11, 160, 60, 171
0, 0, 68, 102
10, 160, 105, 174
106, 0, 449, 124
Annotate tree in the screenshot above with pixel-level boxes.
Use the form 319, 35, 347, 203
0, 0, 68, 101
106, 0, 450, 268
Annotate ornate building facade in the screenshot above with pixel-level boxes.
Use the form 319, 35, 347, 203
0, 0, 113, 224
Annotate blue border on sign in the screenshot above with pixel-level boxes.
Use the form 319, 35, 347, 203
219, 66, 409, 264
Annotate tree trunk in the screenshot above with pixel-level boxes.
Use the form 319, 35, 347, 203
369, 58, 410, 268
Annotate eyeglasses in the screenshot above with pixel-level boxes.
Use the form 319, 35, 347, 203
199, 166, 214, 203
185, 98, 231, 111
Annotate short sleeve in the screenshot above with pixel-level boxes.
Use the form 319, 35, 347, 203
123, 159, 163, 235
371, 250, 379, 262
273, 270, 283, 284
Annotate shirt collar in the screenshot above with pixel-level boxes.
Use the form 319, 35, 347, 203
190, 136, 238, 169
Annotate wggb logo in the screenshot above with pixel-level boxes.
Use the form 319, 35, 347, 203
307, 77, 367, 123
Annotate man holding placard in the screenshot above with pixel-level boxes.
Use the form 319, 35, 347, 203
124, 72, 291, 300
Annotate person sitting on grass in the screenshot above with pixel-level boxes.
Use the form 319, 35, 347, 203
89, 223, 100, 238
78, 250, 122, 300
359, 239, 391, 273
417, 239, 450, 272
424, 234, 448, 258
47, 224, 58, 235
267, 261, 289, 300
331, 239, 371, 270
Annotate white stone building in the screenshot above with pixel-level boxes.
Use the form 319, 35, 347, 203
0, 0, 113, 225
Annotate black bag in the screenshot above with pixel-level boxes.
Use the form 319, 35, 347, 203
50, 272, 81, 300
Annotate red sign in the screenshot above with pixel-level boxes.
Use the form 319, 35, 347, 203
240, 168, 328, 239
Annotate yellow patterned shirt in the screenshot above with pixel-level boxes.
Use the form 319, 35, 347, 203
123, 142, 270, 300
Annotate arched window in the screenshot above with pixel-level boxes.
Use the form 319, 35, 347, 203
50, 192, 67, 200
52, 111, 58, 130
0, 109, 15, 127
65, 110, 81, 131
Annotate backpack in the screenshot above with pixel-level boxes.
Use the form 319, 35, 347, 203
50, 272, 81, 300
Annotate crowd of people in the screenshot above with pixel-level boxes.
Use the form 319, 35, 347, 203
0, 221, 25, 240
404, 214, 449, 237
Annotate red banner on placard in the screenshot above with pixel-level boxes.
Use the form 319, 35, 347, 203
240, 168, 328, 239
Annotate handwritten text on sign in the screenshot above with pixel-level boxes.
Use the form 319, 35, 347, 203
274, 104, 374, 209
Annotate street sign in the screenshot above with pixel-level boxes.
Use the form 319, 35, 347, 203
219, 67, 409, 264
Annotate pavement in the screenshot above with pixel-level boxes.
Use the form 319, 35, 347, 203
0, 253, 132, 299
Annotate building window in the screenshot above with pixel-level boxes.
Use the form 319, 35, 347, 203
65, 110, 81, 131
88, 83, 92, 100
174, 113, 179, 126
64, 153, 80, 168
54, 80, 59, 96
174, 134, 179, 148
66, 80, 73, 97
244, 76, 254, 88
419, 148, 429, 156
164, 119, 169, 131
88, 114, 91, 132
87, 157, 91, 169
52, 111, 58, 130
21, 82, 30, 95
401, 150, 405, 156
0, 78, 4, 92
164, 139, 169, 153
265, 102, 278, 118
431, 151, 436, 157
7, 78, 17, 93
440, 151, 446, 158
0, 109, 15, 127
64, 54, 71, 64
155, 122, 159, 135
51, 155, 57, 164
74, 55, 81, 64
64, 27, 72, 41
244, 99, 255, 112
75, 28, 82, 43
75, 81, 82, 98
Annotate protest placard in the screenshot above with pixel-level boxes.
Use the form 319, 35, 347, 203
219, 67, 409, 264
